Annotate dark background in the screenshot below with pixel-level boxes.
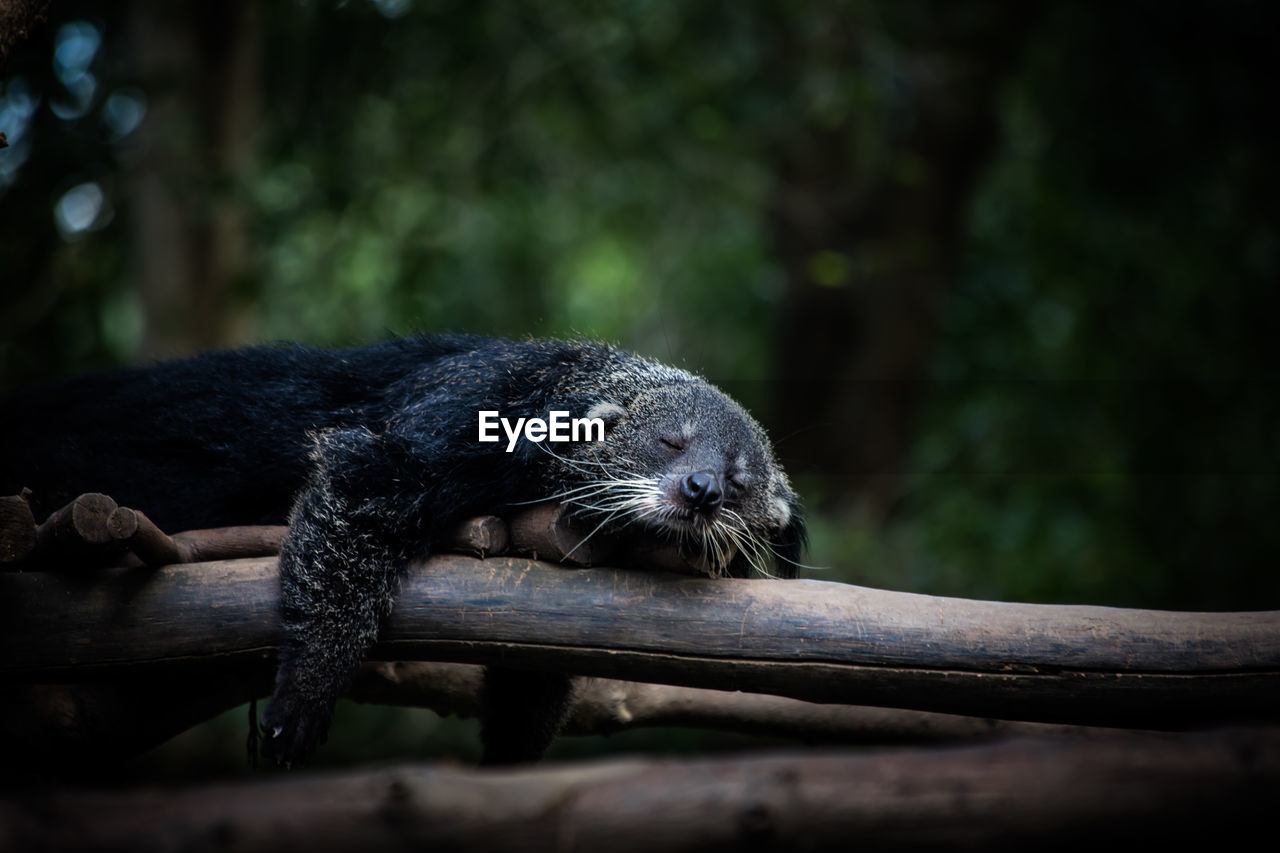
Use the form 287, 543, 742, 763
2, 0, 1277, 775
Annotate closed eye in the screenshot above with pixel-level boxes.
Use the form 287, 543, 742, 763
660, 437, 685, 452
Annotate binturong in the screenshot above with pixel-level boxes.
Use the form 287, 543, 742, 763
0, 334, 805, 766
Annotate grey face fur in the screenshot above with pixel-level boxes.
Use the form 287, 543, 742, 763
545, 359, 800, 579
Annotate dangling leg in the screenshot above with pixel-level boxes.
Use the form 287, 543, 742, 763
260, 429, 414, 766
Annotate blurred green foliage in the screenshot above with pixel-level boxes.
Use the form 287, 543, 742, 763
245, 0, 788, 384
898, 3, 1280, 609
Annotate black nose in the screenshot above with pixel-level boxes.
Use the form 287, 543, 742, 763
680, 471, 723, 513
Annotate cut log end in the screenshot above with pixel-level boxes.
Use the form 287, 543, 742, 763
0, 493, 37, 564
34, 493, 124, 559
443, 515, 509, 557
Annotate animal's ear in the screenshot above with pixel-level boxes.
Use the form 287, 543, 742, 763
531, 397, 625, 457
583, 400, 625, 431
769, 500, 807, 580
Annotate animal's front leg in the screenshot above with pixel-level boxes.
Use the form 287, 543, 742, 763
260, 430, 415, 766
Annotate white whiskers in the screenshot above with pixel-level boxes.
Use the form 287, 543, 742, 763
547, 473, 778, 579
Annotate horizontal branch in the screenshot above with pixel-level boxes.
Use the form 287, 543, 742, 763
354, 662, 1163, 744
2, 728, 1276, 852
1, 661, 1161, 775
1, 495, 706, 572
4, 556, 1277, 730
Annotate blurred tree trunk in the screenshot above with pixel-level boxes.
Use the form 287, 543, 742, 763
767, 5, 1034, 519
127, 0, 260, 358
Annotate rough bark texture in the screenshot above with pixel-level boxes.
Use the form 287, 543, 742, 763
357, 661, 1170, 745
0, 493, 36, 563
1, 728, 1275, 852
4, 555, 1277, 732
2, 496, 703, 572
1, 658, 1173, 776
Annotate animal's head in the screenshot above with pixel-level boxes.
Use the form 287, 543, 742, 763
559, 377, 805, 579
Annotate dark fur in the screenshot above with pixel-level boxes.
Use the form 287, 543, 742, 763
1, 335, 804, 765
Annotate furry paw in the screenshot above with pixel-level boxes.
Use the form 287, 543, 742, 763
259, 693, 331, 767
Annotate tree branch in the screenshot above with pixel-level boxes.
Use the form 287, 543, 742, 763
2, 727, 1275, 851
354, 661, 1165, 744
1, 659, 1160, 775
4, 555, 1277, 731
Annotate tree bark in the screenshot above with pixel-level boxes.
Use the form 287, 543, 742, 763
2, 727, 1275, 852
356, 661, 1168, 745
0, 493, 36, 563
0, 659, 1173, 774
4, 555, 1277, 730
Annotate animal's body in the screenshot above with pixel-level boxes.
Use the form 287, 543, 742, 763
1, 334, 804, 764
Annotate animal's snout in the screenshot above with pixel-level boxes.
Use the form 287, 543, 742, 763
680, 470, 723, 513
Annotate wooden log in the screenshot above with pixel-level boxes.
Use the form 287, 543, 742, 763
119, 508, 182, 565
353, 661, 1158, 745
506, 502, 711, 573
106, 505, 138, 540
0, 492, 37, 564
617, 536, 736, 576
121, 517, 505, 566
11, 497, 697, 571
124, 517, 502, 566
3, 491, 291, 567
507, 501, 616, 566
2, 556, 1277, 729
442, 515, 509, 557
168, 525, 290, 563
1, 659, 1158, 774
1, 728, 1275, 852
110, 518, 290, 567
32, 492, 129, 558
